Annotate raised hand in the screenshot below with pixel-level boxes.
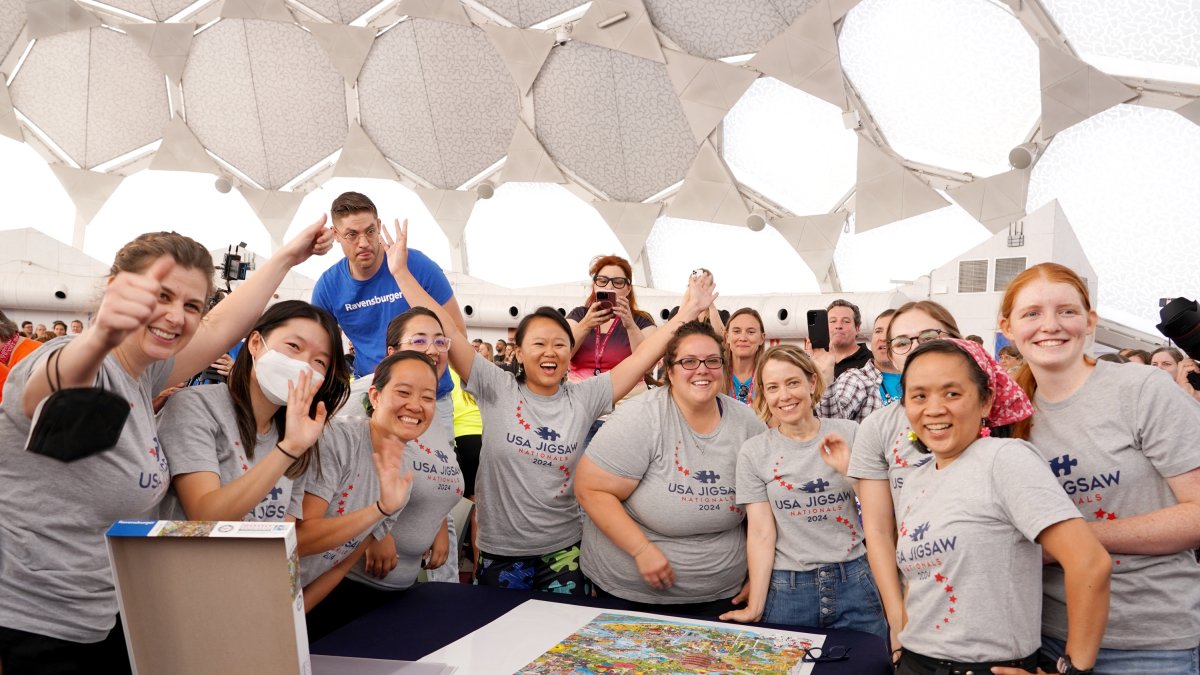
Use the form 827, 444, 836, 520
280, 368, 327, 455
678, 270, 718, 322
93, 256, 175, 350
374, 448, 414, 516
612, 296, 637, 329
818, 432, 852, 477
634, 542, 675, 590
276, 214, 332, 267
380, 218, 409, 279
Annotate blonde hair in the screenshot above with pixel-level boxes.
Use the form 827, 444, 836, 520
751, 344, 825, 423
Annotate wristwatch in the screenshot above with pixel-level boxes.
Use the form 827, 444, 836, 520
1056, 655, 1093, 675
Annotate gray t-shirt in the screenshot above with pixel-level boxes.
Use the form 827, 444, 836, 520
895, 438, 1080, 663
157, 383, 304, 522
581, 387, 767, 604
299, 418, 381, 585
847, 402, 932, 507
736, 420, 863, 571
347, 420, 464, 590
465, 353, 613, 556
1030, 360, 1200, 650
0, 336, 174, 642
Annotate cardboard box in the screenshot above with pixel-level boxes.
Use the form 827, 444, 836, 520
106, 520, 310, 675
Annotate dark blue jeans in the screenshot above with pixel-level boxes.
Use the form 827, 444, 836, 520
763, 555, 889, 645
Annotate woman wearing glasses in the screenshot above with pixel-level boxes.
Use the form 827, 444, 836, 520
840, 301, 964, 655
576, 321, 767, 615
383, 221, 716, 595
567, 255, 657, 383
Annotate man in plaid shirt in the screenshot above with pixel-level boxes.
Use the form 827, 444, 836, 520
817, 309, 899, 423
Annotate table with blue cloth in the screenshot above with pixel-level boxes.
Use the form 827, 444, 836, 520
310, 583, 891, 674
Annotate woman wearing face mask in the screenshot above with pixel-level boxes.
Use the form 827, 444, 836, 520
384, 220, 716, 595
720, 345, 887, 643
159, 301, 350, 523
0, 221, 332, 673
299, 350, 437, 640
722, 308, 766, 404
994, 263, 1200, 675
567, 255, 657, 383
894, 339, 1109, 675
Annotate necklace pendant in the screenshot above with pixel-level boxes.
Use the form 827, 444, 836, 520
593, 368, 601, 377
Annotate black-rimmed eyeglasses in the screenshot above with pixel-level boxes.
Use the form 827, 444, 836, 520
672, 356, 724, 370
802, 645, 850, 663
888, 329, 948, 355
593, 275, 630, 289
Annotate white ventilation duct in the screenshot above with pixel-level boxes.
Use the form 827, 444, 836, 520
0, 272, 103, 312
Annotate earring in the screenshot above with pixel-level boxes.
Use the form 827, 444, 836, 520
979, 420, 992, 438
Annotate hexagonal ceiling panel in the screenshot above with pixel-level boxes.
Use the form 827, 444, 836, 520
1040, 0, 1200, 84
644, 0, 819, 59
92, 0, 199, 21
295, 0, 384, 24
10, 26, 169, 169
0, 0, 25, 63
477, 0, 586, 28
359, 18, 519, 189
534, 40, 695, 202
723, 76, 856, 215
182, 19, 347, 189
840, 0, 1040, 176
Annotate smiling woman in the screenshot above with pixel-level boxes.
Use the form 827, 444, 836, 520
0, 220, 333, 672
574, 321, 767, 616
893, 339, 1110, 675
382, 219, 718, 596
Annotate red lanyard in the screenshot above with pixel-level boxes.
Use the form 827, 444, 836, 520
593, 319, 620, 376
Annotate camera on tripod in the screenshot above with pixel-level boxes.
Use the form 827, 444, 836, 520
1157, 297, 1200, 389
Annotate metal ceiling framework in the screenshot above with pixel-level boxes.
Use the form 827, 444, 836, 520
1, 0, 1198, 292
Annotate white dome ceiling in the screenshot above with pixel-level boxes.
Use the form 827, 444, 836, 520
0, 0, 1197, 331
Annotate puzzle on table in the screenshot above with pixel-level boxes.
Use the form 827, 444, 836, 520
516, 612, 813, 674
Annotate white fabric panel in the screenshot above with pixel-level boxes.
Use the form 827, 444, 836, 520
10, 29, 89, 165
0, 0, 26, 63
86, 27, 170, 168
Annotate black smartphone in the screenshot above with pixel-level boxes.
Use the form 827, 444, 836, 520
595, 291, 615, 310
807, 309, 830, 351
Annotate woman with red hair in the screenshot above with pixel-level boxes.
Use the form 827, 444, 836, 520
992, 262, 1200, 675
566, 255, 657, 383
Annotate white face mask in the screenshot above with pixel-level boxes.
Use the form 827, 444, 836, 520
254, 348, 324, 405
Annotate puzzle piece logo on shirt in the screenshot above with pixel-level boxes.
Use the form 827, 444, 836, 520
1048, 454, 1078, 477
798, 478, 830, 493
535, 426, 560, 442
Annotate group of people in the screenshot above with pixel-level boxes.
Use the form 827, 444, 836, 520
0, 188, 1197, 675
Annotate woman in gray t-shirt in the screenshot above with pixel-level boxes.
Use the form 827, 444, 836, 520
894, 339, 1109, 675
160, 301, 351, 524
384, 221, 719, 594
996, 263, 1200, 675
722, 345, 887, 643
576, 320, 767, 616
0, 223, 334, 672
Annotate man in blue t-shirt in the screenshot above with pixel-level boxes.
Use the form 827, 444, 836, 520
311, 191, 465, 400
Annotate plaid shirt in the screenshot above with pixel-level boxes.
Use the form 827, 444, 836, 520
817, 359, 888, 423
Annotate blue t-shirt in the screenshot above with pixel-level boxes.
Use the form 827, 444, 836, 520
312, 249, 454, 397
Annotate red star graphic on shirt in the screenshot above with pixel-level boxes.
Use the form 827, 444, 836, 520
1106, 512, 1117, 520
338, 500, 345, 507
944, 584, 954, 593
949, 595, 957, 603
241, 464, 249, 471
948, 607, 955, 614
683, 469, 690, 476
341, 491, 349, 498
522, 423, 531, 430
934, 573, 945, 582
943, 618, 949, 623
1094, 508, 1107, 519
348, 484, 354, 490
336, 507, 345, 515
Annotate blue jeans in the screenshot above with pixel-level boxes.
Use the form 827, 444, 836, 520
763, 555, 889, 646
1041, 635, 1199, 675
